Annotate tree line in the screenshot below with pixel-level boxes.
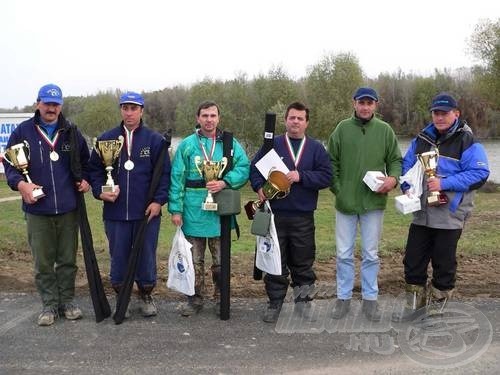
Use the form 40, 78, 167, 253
3, 19, 498, 154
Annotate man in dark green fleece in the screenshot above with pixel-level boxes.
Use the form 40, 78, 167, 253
327, 87, 402, 321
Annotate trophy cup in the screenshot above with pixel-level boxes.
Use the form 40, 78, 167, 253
194, 156, 228, 211
417, 150, 448, 206
3, 141, 45, 199
244, 168, 291, 219
94, 136, 124, 193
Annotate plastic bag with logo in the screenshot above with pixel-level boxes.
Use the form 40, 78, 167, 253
167, 227, 195, 296
255, 201, 282, 275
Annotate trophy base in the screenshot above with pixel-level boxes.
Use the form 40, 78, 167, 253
32, 188, 45, 200
427, 192, 448, 207
102, 185, 116, 193
202, 202, 218, 211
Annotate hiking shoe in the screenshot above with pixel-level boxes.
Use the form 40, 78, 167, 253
294, 301, 317, 322
262, 303, 282, 323
140, 294, 158, 317
59, 303, 83, 320
38, 306, 58, 326
180, 301, 203, 317
331, 299, 351, 319
362, 300, 381, 322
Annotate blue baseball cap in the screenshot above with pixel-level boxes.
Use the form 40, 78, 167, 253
430, 93, 457, 112
353, 87, 378, 102
37, 84, 63, 105
119, 91, 144, 107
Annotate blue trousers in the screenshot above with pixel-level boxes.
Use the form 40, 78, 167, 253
104, 217, 160, 289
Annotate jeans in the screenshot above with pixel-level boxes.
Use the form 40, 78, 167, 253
335, 209, 384, 300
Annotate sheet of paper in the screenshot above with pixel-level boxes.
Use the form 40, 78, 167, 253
255, 149, 290, 178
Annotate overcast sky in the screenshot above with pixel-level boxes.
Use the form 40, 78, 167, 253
1, 0, 498, 108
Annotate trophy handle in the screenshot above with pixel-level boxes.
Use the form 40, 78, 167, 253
218, 157, 228, 178
194, 156, 203, 176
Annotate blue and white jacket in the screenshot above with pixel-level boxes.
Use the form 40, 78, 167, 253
402, 119, 489, 229
88, 121, 170, 221
3, 111, 90, 215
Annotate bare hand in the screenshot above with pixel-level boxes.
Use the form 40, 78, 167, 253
99, 185, 120, 202
257, 187, 267, 202
76, 179, 90, 193
286, 170, 300, 184
376, 176, 397, 194
427, 177, 442, 192
145, 202, 161, 222
171, 213, 183, 227
17, 181, 40, 204
205, 180, 226, 194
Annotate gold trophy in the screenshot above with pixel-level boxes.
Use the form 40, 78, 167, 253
3, 141, 45, 199
417, 150, 448, 206
94, 136, 124, 193
194, 156, 228, 211
244, 168, 291, 219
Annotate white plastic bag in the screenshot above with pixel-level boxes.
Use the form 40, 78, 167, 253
167, 227, 195, 296
255, 201, 282, 276
399, 162, 424, 198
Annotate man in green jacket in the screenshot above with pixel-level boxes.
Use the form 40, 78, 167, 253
327, 87, 402, 321
168, 100, 249, 317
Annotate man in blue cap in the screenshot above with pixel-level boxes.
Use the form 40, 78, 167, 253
392, 93, 489, 322
327, 87, 402, 321
3, 84, 91, 326
88, 91, 171, 318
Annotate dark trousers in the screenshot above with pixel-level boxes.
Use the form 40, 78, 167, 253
403, 224, 462, 291
264, 214, 316, 305
104, 217, 160, 289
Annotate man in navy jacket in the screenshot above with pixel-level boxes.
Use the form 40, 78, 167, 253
3, 84, 90, 326
88, 92, 170, 318
250, 102, 332, 323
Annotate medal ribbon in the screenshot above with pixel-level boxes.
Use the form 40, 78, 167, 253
284, 134, 306, 168
35, 125, 61, 154
197, 129, 216, 161
124, 128, 134, 162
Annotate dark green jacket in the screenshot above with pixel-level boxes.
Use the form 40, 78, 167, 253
327, 115, 402, 214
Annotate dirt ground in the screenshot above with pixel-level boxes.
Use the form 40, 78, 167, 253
1, 251, 499, 300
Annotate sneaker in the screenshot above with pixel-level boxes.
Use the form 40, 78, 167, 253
38, 306, 58, 326
59, 303, 83, 320
180, 300, 203, 317
294, 301, 317, 322
362, 300, 381, 322
262, 303, 282, 323
140, 294, 158, 317
331, 299, 351, 319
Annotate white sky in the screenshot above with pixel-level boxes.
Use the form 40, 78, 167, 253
1, 0, 498, 108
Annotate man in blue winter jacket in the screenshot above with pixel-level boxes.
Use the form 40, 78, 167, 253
392, 93, 490, 322
3, 84, 91, 326
88, 92, 171, 318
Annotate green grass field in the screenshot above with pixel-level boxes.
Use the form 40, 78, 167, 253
1, 180, 499, 264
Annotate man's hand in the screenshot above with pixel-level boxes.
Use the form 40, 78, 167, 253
376, 176, 397, 194
171, 213, 183, 227
257, 187, 267, 202
145, 202, 161, 222
99, 185, 120, 202
76, 179, 90, 193
286, 170, 300, 184
206, 180, 226, 194
17, 181, 40, 204
427, 177, 442, 192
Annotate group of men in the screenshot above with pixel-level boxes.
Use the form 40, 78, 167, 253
2, 83, 490, 327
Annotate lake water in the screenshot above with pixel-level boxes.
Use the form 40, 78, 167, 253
171, 137, 499, 183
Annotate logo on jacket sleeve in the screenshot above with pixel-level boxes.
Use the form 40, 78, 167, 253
140, 147, 150, 158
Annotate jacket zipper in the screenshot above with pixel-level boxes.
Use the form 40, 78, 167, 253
49, 154, 58, 214
126, 169, 130, 220
39, 141, 43, 164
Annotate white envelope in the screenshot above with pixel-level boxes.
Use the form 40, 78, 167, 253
255, 149, 290, 179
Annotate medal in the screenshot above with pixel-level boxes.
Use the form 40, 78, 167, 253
50, 151, 59, 161
124, 159, 134, 171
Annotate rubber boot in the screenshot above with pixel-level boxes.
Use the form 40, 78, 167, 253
392, 284, 426, 322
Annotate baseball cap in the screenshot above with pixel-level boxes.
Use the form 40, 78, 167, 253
119, 92, 144, 107
37, 84, 63, 105
353, 87, 378, 102
430, 93, 457, 112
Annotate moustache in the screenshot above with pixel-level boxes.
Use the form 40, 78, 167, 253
46, 111, 56, 115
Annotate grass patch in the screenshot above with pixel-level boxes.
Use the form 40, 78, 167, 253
1, 180, 499, 263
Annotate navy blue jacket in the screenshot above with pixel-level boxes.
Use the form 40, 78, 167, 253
3, 112, 90, 215
88, 122, 170, 221
250, 135, 332, 215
